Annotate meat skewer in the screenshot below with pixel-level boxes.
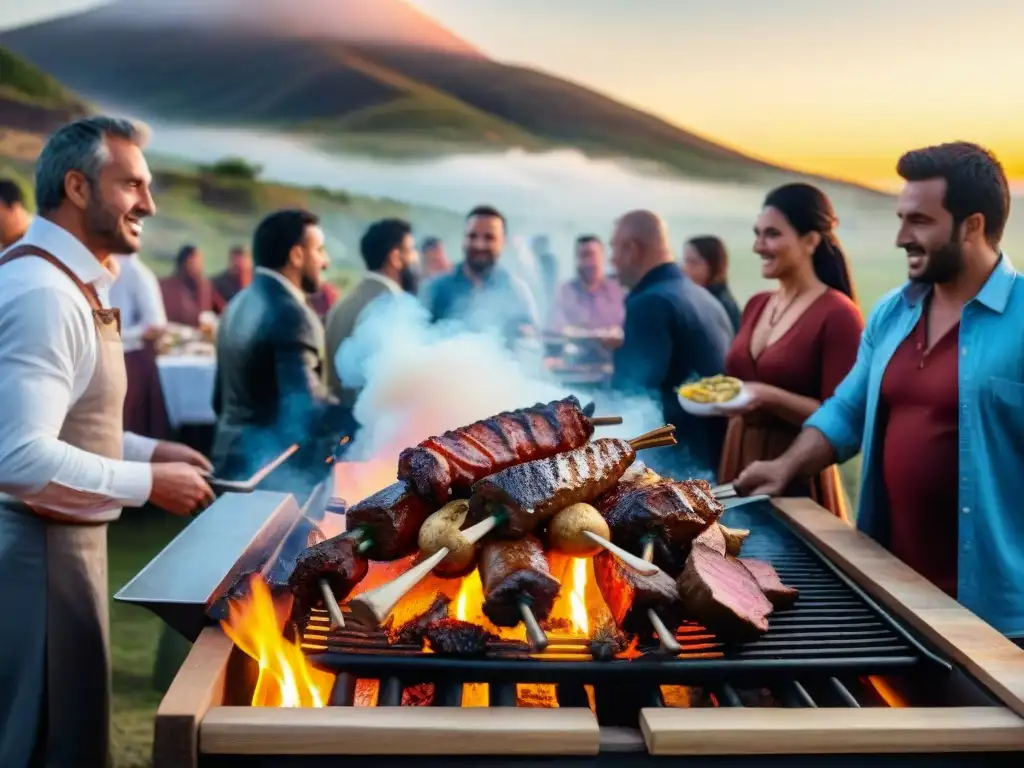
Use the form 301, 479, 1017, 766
398, 396, 602, 504
288, 534, 369, 626
466, 426, 678, 539
342, 480, 435, 561
595, 548, 683, 653
479, 536, 560, 651
346, 516, 500, 629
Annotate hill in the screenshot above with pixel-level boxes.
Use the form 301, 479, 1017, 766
0, 0, 868, 189
0, 46, 89, 148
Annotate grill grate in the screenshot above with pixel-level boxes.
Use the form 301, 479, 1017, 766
302, 500, 946, 686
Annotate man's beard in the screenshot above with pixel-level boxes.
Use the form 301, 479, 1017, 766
399, 264, 420, 294
86, 199, 136, 254
911, 237, 965, 285
300, 271, 320, 294
578, 267, 599, 285
465, 250, 496, 277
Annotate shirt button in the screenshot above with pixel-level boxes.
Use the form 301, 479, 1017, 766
961, 347, 968, 355
962, 507, 970, 514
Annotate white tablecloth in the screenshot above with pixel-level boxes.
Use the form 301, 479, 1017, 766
156, 355, 217, 429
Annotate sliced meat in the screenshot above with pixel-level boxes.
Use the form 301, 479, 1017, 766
692, 521, 727, 555
740, 559, 799, 610
593, 550, 686, 636
677, 543, 773, 642
344, 480, 435, 561
389, 594, 451, 646
479, 536, 561, 627
468, 438, 635, 538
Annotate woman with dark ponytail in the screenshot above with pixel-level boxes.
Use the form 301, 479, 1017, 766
718, 183, 863, 520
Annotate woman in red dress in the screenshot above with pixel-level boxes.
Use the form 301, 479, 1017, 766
718, 183, 864, 521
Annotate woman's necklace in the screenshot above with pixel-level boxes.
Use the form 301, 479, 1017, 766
768, 291, 801, 328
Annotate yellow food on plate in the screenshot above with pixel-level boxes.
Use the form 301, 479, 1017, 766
678, 375, 743, 404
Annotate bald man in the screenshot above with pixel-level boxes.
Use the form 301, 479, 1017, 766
610, 210, 735, 477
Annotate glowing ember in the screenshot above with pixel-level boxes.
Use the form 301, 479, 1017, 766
221, 575, 334, 708
865, 675, 908, 708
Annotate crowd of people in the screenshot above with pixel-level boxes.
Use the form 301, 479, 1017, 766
0, 114, 1021, 765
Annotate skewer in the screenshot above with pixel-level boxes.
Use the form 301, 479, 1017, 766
347, 516, 499, 628
647, 608, 682, 654
319, 580, 346, 628
581, 531, 659, 576
519, 602, 549, 651
589, 415, 623, 427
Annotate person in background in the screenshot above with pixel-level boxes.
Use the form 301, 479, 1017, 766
326, 218, 419, 409
532, 234, 560, 322
736, 143, 1024, 643
427, 205, 539, 339
418, 235, 450, 307
0, 116, 213, 768
212, 209, 345, 488
682, 236, 742, 331
110, 252, 170, 440
718, 184, 863, 521
211, 243, 253, 303
160, 244, 226, 327
0, 178, 32, 247
307, 281, 340, 322
549, 235, 625, 333
610, 210, 734, 478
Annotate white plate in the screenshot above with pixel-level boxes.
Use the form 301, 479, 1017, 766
677, 384, 752, 417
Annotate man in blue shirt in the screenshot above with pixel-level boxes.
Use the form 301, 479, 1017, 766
736, 142, 1023, 642
427, 205, 539, 340
610, 210, 734, 479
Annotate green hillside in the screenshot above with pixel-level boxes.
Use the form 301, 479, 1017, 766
0, 45, 88, 111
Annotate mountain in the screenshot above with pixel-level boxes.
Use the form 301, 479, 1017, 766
0, 0, 864, 188
0, 46, 90, 156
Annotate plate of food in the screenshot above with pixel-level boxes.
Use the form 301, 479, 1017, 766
677, 375, 751, 416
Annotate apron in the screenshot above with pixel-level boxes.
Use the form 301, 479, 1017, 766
0, 245, 126, 768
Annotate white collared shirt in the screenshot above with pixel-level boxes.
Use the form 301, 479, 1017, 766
110, 254, 168, 353
363, 270, 402, 296
0, 217, 157, 519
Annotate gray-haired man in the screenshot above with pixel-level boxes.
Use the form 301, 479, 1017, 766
0, 116, 215, 766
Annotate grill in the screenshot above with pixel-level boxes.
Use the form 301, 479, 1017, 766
301, 499, 946, 686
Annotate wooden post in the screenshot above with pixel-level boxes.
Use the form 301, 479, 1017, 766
152, 627, 234, 768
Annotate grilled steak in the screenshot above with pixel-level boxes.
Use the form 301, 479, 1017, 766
479, 536, 561, 627
601, 478, 723, 574
692, 521, 727, 555
677, 543, 773, 641
468, 438, 635, 538
398, 396, 594, 503
344, 480, 434, 561
593, 550, 686, 636
288, 535, 369, 624
741, 559, 799, 609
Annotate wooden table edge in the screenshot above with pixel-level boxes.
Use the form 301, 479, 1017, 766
771, 497, 1024, 719
199, 705, 602, 755
639, 706, 1024, 755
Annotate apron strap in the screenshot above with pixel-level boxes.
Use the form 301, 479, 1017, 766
0, 244, 121, 332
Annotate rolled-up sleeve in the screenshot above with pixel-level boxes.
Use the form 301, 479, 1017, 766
0, 288, 153, 514
804, 305, 877, 463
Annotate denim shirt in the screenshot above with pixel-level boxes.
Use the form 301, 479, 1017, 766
805, 255, 1024, 637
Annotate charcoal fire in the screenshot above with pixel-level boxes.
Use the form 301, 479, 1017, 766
389, 594, 451, 646
589, 620, 632, 661
424, 619, 498, 656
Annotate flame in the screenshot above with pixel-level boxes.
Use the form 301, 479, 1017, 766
221, 575, 334, 708
865, 676, 908, 708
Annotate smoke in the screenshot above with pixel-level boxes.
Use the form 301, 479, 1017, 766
335, 293, 663, 468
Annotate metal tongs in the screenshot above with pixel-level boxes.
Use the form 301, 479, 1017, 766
203, 444, 299, 494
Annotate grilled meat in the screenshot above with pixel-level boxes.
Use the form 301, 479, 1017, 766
287, 535, 369, 624
424, 619, 497, 656
344, 481, 434, 561
389, 594, 451, 646
397, 396, 594, 504
741, 559, 799, 609
601, 478, 723, 575
693, 521, 727, 555
468, 438, 635, 538
677, 543, 774, 641
593, 550, 686, 636
480, 536, 561, 627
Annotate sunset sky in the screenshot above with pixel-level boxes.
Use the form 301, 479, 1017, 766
4, 0, 1022, 188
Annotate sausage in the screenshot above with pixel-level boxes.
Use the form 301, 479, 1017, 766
593, 550, 686, 636
344, 481, 435, 561
468, 438, 635, 538
288, 535, 369, 623
480, 536, 561, 627
397, 396, 594, 503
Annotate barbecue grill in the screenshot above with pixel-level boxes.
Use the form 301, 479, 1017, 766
120, 490, 1024, 767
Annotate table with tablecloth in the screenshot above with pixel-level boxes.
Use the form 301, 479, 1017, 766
155, 354, 217, 429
